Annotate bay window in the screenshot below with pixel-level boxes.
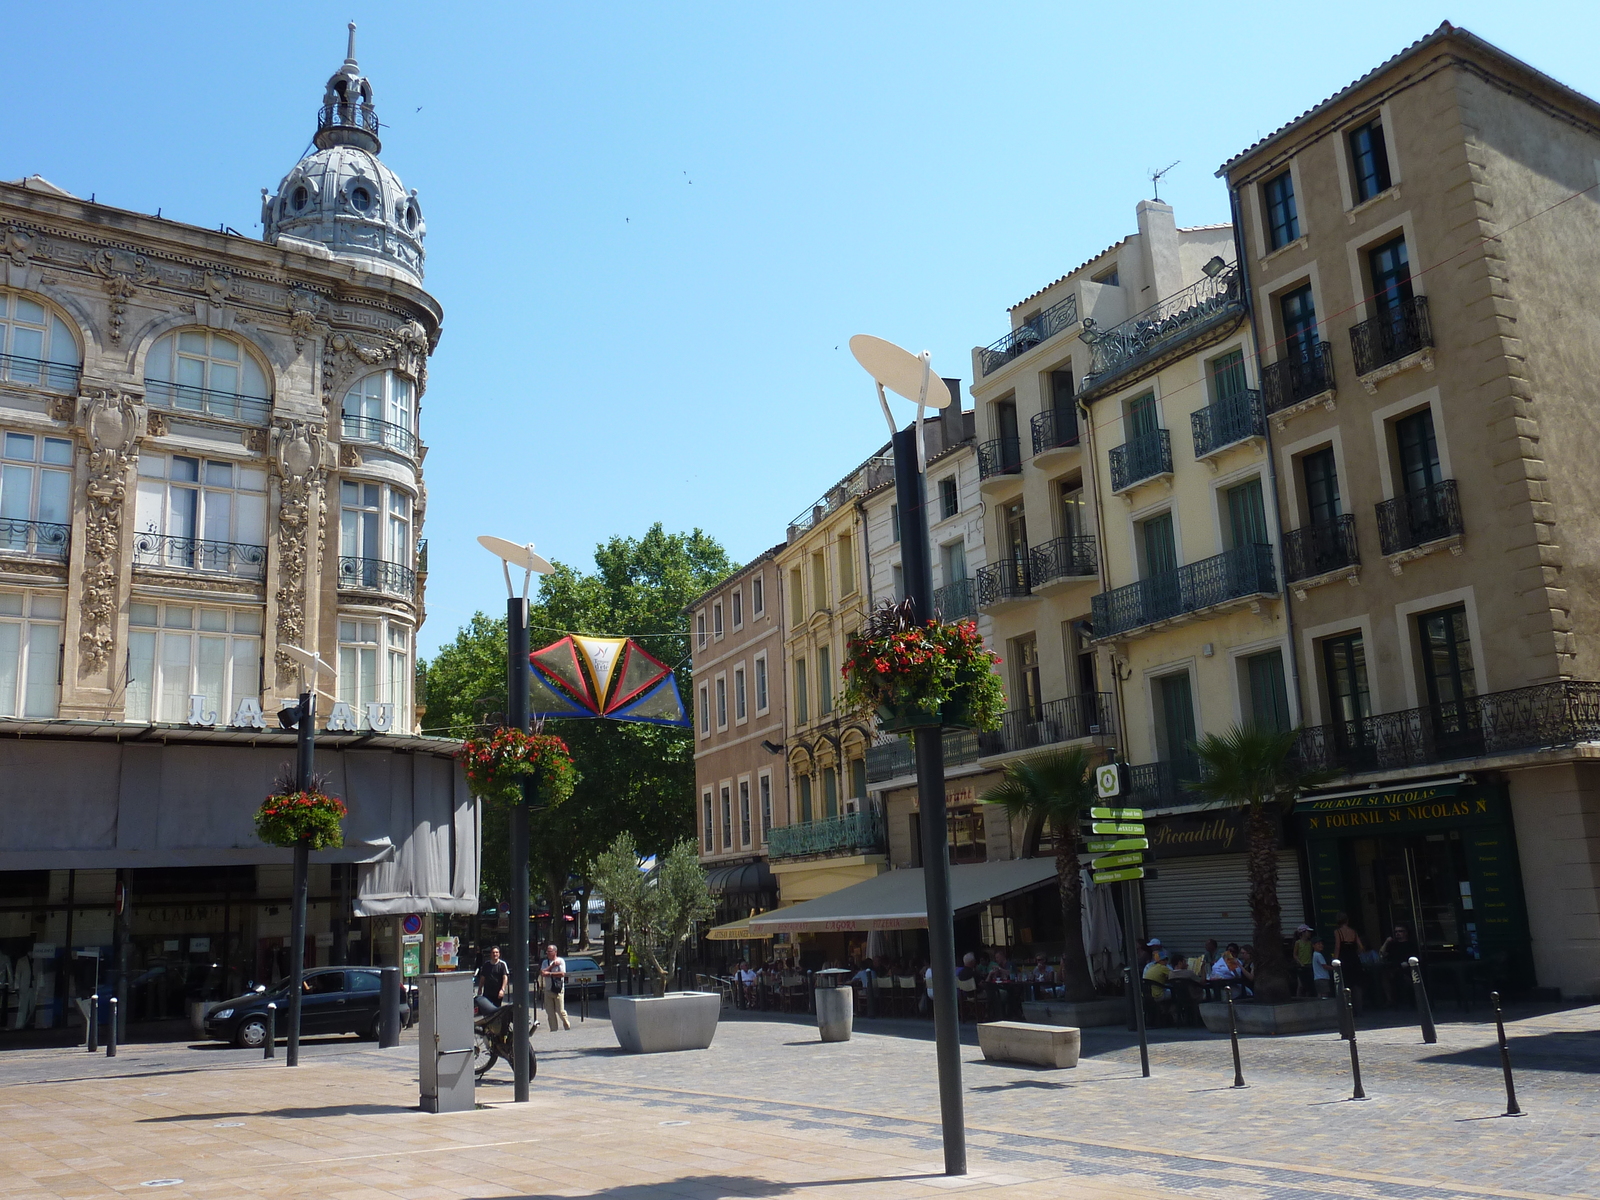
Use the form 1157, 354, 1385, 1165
339, 481, 415, 595
341, 370, 417, 455
338, 617, 413, 728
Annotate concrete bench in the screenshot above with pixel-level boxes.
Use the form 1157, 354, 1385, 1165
976, 1020, 1081, 1069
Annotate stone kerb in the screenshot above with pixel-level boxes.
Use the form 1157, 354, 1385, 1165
977, 1020, 1082, 1069
1198, 998, 1341, 1036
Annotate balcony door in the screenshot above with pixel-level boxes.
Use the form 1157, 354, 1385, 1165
1208, 348, 1248, 404
941, 539, 967, 589
1139, 511, 1178, 622
1244, 649, 1291, 733
1369, 235, 1414, 318
341, 482, 382, 587
1050, 369, 1078, 444
1154, 671, 1197, 777
1396, 409, 1441, 496
1011, 633, 1041, 722
1128, 392, 1159, 440
1004, 501, 1028, 589
995, 401, 1020, 470
1322, 632, 1372, 763
1225, 478, 1268, 550
1059, 481, 1086, 541
1417, 605, 1481, 755
1280, 285, 1319, 362
1303, 448, 1342, 525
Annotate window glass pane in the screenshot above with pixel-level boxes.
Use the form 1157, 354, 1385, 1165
41, 438, 71, 465
198, 608, 228, 632
209, 334, 239, 361
13, 297, 44, 325
3, 433, 33, 460
0, 465, 32, 521
130, 603, 159, 627
238, 467, 267, 492
232, 638, 259, 710
165, 606, 193, 629
0, 593, 19, 617
159, 634, 192, 721
360, 646, 378, 706
204, 461, 232, 487
28, 594, 62, 620
37, 469, 70, 525
234, 609, 263, 635
0, 622, 20, 716
1226, 479, 1269, 548
342, 481, 361, 506
171, 456, 199, 484
196, 635, 227, 714
11, 325, 42, 361
126, 630, 155, 720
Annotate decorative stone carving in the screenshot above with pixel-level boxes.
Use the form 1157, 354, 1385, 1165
48, 395, 76, 424
77, 388, 145, 675
339, 443, 361, 468
88, 248, 158, 343
245, 427, 269, 453
320, 319, 431, 412
146, 412, 169, 438
287, 285, 326, 354
2, 225, 30, 266
199, 268, 234, 327
271, 419, 329, 683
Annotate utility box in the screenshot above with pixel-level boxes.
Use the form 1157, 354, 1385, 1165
418, 971, 474, 1113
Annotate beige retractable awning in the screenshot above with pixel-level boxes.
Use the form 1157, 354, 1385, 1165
704, 915, 774, 941
747, 858, 1059, 935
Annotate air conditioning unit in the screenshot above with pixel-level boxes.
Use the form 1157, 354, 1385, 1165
843, 798, 860, 816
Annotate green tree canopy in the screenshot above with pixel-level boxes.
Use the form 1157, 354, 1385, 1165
588, 832, 715, 994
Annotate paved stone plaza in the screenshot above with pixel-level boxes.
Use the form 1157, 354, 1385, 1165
4, 1003, 1599, 1199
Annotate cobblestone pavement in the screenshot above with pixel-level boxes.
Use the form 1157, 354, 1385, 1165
2, 1002, 1597, 1199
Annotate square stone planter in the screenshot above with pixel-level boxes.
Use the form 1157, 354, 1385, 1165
1198, 998, 1341, 1036
608, 991, 723, 1054
1021, 998, 1127, 1028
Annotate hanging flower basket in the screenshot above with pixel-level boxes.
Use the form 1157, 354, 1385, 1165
254, 791, 347, 851
842, 602, 1005, 736
458, 728, 577, 806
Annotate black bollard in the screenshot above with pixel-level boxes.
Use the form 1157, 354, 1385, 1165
1226, 986, 1247, 1088
1331, 959, 1352, 1040
1344, 987, 1365, 1100
1492, 992, 1523, 1116
86, 994, 98, 1053
265, 1002, 276, 1059
1409, 957, 1437, 1044
867, 974, 876, 1020
106, 997, 117, 1058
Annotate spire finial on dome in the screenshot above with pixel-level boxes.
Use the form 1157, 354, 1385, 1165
346, 21, 357, 65
314, 24, 380, 154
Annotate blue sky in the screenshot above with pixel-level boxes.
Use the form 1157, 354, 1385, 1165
5, 3, 1597, 655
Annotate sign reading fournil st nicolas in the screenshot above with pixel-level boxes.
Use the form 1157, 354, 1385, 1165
1295, 782, 1486, 831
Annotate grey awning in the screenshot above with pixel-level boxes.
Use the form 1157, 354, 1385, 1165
748, 858, 1058, 934
705, 860, 776, 895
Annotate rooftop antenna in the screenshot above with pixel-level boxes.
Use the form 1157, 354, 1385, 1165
1149, 160, 1180, 202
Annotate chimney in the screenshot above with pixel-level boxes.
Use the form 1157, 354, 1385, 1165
1136, 199, 1181, 303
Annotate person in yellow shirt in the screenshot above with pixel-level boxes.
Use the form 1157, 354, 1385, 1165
1292, 925, 1316, 996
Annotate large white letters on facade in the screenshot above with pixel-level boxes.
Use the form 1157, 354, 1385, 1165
231, 697, 266, 729
186, 694, 218, 727
326, 701, 359, 731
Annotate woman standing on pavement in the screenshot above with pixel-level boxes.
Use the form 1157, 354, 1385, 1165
1332, 913, 1366, 1012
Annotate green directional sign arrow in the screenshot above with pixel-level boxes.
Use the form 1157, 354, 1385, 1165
1091, 851, 1145, 870
1090, 821, 1146, 836
1092, 866, 1146, 884
1089, 807, 1145, 821
1083, 837, 1149, 853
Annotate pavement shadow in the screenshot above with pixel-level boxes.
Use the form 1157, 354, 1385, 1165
140, 1102, 413, 1122
480, 1173, 945, 1199
969, 1079, 1071, 1093
1420, 1029, 1600, 1073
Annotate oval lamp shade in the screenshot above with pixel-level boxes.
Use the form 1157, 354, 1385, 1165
280, 643, 335, 678
848, 335, 952, 409
477, 535, 554, 575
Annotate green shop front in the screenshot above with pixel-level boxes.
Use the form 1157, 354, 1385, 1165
1297, 777, 1533, 988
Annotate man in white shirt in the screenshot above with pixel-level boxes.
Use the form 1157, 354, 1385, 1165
540, 944, 571, 1031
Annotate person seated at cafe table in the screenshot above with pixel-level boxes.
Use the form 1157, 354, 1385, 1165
1238, 945, 1256, 996
1208, 944, 1245, 997
1196, 938, 1220, 981
1167, 954, 1204, 1026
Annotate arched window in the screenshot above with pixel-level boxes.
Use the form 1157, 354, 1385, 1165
144, 330, 271, 424
0, 291, 80, 391
341, 370, 416, 455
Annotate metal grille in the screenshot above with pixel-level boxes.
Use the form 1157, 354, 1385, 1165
932, 577, 976, 620
1261, 342, 1334, 413
1028, 536, 1097, 586
1349, 295, 1432, 376
0, 518, 68, 559
975, 559, 1030, 606
979, 293, 1079, 376
1030, 408, 1079, 454
977, 437, 1022, 480
1109, 429, 1172, 493
132, 532, 266, 579
1375, 479, 1461, 555
1091, 544, 1276, 640
341, 413, 417, 456
866, 730, 980, 784
1080, 263, 1244, 392
1283, 514, 1358, 582
318, 102, 380, 136
0, 351, 79, 393
338, 556, 417, 598
144, 378, 272, 425
766, 808, 886, 861
1191, 389, 1264, 458
977, 693, 1114, 757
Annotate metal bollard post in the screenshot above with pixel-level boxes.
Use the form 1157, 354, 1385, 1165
1331, 959, 1352, 1040
1226, 986, 1247, 1088
106, 997, 118, 1058
1409, 957, 1437, 1044
1344, 987, 1365, 1100
265, 1002, 276, 1059
867, 974, 877, 1020
86, 994, 98, 1053
1492, 992, 1522, 1116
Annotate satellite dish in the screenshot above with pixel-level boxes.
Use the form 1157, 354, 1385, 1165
477, 535, 554, 576
280, 643, 335, 678
848, 335, 952, 408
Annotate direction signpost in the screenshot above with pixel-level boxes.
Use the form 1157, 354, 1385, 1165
1088, 761, 1150, 1076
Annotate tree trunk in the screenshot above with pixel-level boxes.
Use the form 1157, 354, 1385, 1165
574, 882, 591, 950
1057, 824, 1097, 1002
1247, 802, 1293, 1003
544, 869, 569, 955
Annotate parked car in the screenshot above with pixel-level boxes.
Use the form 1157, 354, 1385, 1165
561, 955, 604, 1001
203, 967, 409, 1048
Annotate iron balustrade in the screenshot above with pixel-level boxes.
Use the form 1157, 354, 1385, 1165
338, 556, 417, 598
932, 576, 976, 620
978, 693, 1114, 757
866, 730, 981, 783
1109, 428, 1172, 493
1284, 515, 1359, 582
766, 808, 886, 861
1080, 262, 1244, 391
1191, 389, 1264, 458
1030, 408, 1080, 454
976, 559, 1031, 606
0, 351, 80, 393
1028, 536, 1097, 586
979, 294, 1079, 376
1091, 543, 1276, 639
144, 378, 272, 425
318, 102, 381, 137
1261, 342, 1334, 413
0, 518, 68, 559
786, 457, 889, 540
1375, 479, 1462, 555
1293, 680, 1600, 776
977, 437, 1022, 480
1349, 295, 1433, 376
341, 412, 417, 456
1128, 758, 1200, 810
132, 532, 267, 579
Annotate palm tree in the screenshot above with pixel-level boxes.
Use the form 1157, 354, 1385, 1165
981, 747, 1099, 1002
1186, 724, 1329, 1004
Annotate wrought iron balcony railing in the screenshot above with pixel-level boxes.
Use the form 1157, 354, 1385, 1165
1128, 757, 1201, 810
1261, 342, 1334, 413
1028, 536, 1097, 586
132, 532, 267, 579
338, 556, 417, 598
0, 518, 69, 560
1350, 295, 1432, 376
1283, 515, 1359, 582
1376, 479, 1461, 555
318, 102, 381, 137
977, 437, 1022, 480
866, 729, 980, 784
341, 412, 418, 456
766, 807, 886, 861
1109, 428, 1172, 493
979, 294, 1079, 376
978, 693, 1114, 757
0, 351, 80, 393
1080, 262, 1244, 392
976, 559, 1030, 607
1191, 389, 1264, 458
786, 456, 890, 541
144, 378, 272, 425
932, 576, 976, 620
1293, 680, 1600, 777
1091, 543, 1276, 640
1030, 408, 1079, 455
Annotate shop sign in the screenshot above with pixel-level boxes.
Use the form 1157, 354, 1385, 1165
1296, 782, 1459, 813
1298, 784, 1492, 832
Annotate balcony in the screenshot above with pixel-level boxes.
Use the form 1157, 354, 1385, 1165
1294, 680, 1600, 777
866, 729, 981, 783
1091, 543, 1276, 640
932, 576, 976, 621
338, 556, 417, 599
1128, 758, 1200, 810
975, 559, 1030, 607
1080, 262, 1244, 394
1283, 515, 1359, 585
977, 437, 1022, 481
1109, 429, 1172, 494
1028, 536, 1097, 588
787, 456, 891, 541
1375, 480, 1462, 557
1261, 342, 1335, 416
342, 412, 417, 457
978, 693, 1114, 758
979, 293, 1079, 377
1031, 410, 1080, 458
1, 351, 79, 393
1191, 389, 1264, 459
144, 378, 272, 425
1349, 295, 1433, 379
766, 808, 887, 861
132, 533, 267, 580
0, 518, 68, 560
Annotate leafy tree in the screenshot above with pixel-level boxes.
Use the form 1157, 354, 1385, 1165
981, 747, 1099, 1002
587, 832, 715, 995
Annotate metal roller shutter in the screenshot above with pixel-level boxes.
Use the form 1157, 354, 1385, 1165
1141, 851, 1304, 960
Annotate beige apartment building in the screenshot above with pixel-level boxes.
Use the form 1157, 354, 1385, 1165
1222, 22, 1600, 996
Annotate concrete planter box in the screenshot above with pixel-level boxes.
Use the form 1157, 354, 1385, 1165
1198, 998, 1341, 1036
815, 986, 853, 1042
978, 1021, 1081, 1068
1021, 998, 1126, 1028
608, 991, 723, 1054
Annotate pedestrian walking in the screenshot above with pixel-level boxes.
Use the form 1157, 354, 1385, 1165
475, 946, 509, 1007
540, 944, 571, 1031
